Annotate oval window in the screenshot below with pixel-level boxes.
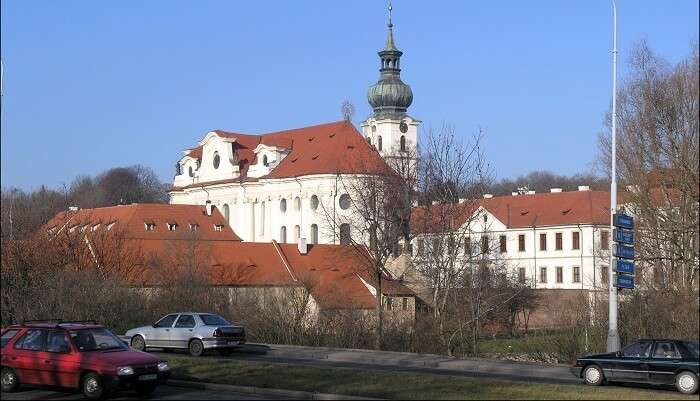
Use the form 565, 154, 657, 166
213, 152, 220, 169
280, 198, 287, 212
339, 194, 351, 210
310, 195, 319, 210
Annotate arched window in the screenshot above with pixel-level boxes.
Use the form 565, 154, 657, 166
378, 136, 383, 151
310, 195, 319, 210
294, 197, 301, 211
311, 224, 318, 244
222, 204, 230, 224
280, 198, 287, 212
294, 225, 301, 242
280, 226, 287, 243
339, 194, 351, 210
260, 202, 266, 235
262, 155, 269, 166
400, 135, 406, 151
339, 224, 351, 245
188, 166, 194, 177
366, 136, 372, 144
175, 162, 182, 176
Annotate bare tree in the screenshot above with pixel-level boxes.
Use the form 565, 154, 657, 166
598, 40, 699, 342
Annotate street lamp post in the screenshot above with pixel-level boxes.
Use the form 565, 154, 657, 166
607, 0, 621, 353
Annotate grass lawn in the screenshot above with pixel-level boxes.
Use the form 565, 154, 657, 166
166, 355, 693, 400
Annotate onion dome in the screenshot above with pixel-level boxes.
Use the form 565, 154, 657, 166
368, 2, 413, 119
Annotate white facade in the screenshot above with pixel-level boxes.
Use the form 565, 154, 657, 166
411, 198, 613, 291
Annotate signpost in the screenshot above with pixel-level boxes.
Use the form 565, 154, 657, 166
612, 213, 635, 291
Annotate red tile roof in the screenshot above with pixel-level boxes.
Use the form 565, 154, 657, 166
45, 204, 242, 241
411, 190, 611, 234
172, 121, 392, 191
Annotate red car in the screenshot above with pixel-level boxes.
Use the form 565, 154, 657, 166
1, 320, 171, 400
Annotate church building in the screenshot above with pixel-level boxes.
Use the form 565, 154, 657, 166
169, 7, 418, 246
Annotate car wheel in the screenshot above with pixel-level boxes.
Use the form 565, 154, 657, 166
675, 371, 698, 395
1, 368, 20, 393
82, 373, 105, 400
217, 349, 233, 357
583, 365, 605, 386
131, 335, 146, 352
189, 339, 204, 357
135, 383, 158, 397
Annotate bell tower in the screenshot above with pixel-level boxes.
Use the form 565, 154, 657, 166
361, 1, 420, 159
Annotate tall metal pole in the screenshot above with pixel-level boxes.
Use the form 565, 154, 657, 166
607, 0, 621, 353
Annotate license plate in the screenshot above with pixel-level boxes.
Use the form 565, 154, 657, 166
139, 374, 157, 381
227, 340, 239, 345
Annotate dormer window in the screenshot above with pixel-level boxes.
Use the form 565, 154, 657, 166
189, 223, 199, 231
69, 225, 78, 233
262, 155, 269, 166
167, 221, 178, 231
80, 225, 89, 233
106, 221, 116, 230
213, 152, 220, 169
92, 224, 101, 232
144, 220, 156, 231
214, 224, 224, 232
47, 226, 57, 235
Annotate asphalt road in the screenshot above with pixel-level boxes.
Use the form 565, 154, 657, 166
1, 384, 285, 400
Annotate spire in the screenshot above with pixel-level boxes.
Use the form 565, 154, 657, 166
384, 1, 398, 51
367, 0, 413, 119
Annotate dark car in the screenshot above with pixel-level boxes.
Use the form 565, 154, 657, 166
1, 320, 171, 400
571, 339, 699, 394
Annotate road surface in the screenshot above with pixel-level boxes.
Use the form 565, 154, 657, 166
1, 384, 288, 400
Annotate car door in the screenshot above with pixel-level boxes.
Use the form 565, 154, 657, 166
613, 340, 652, 381
149, 314, 179, 348
11, 329, 48, 385
42, 330, 81, 388
647, 341, 683, 385
170, 314, 197, 349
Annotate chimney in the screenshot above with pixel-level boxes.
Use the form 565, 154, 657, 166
458, 198, 466, 203
483, 194, 493, 199
511, 192, 519, 196
205, 200, 213, 216
68, 206, 80, 211
432, 200, 440, 205
298, 237, 308, 255
550, 188, 563, 193
578, 185, 590, 191
526, 190, 536, 195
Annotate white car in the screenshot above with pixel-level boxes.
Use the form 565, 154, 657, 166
124, 313, 246, 357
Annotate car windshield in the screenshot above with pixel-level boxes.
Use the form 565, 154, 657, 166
684, 341, 699, 358
199, 314, 230, 326
69, 328, 126, 351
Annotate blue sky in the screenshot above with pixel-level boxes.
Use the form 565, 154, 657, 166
1, 1, 698, 190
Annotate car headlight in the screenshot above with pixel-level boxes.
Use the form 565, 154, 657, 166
117, 366, 134, 376
157, 361, 170, 372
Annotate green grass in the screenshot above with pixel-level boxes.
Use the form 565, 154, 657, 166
166, 355, 693, 400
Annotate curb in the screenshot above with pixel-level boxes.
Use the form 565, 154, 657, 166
167, 379, 382, 400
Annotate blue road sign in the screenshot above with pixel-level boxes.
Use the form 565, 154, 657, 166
616, 259, 635, 275
616, 274, 635, 289
614, 228, 634, 244
614, 213, 634, 230
614, 243, 635, 259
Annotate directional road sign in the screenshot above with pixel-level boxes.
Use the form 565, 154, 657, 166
616, 274, 634, 289
614, 228, 634, 244
614, 243, 635, 260
615, 259, 635, 275
613, 213, 634, 230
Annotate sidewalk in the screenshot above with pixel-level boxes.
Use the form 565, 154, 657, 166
243, 343, 578, 384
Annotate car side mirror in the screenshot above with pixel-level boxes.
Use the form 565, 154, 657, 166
615, 351, 622, 357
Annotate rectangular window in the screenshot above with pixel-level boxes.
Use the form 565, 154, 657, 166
214, 224, 224, 232
539, 267, 548, 283
601, 231, 610, 250
481, 236, 489, 254
464, 237, 472, 255
189, 223, 199, 231
518, 234, 525, 252
518, 267, 526, 284
555, 232, 563, 250
540, 233, 547, 251
572, 231, 580, 250
385, 297, 393, 311
417, 239, 425, 255
601, 266, 609, 284
402, 297, 408, 311
167, 222, 177, 231
432, 238, 442, 255
556, 266, 563, 283
145, 222, 156, 231
499, 235, 507, 253
573, 266, 581, 283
